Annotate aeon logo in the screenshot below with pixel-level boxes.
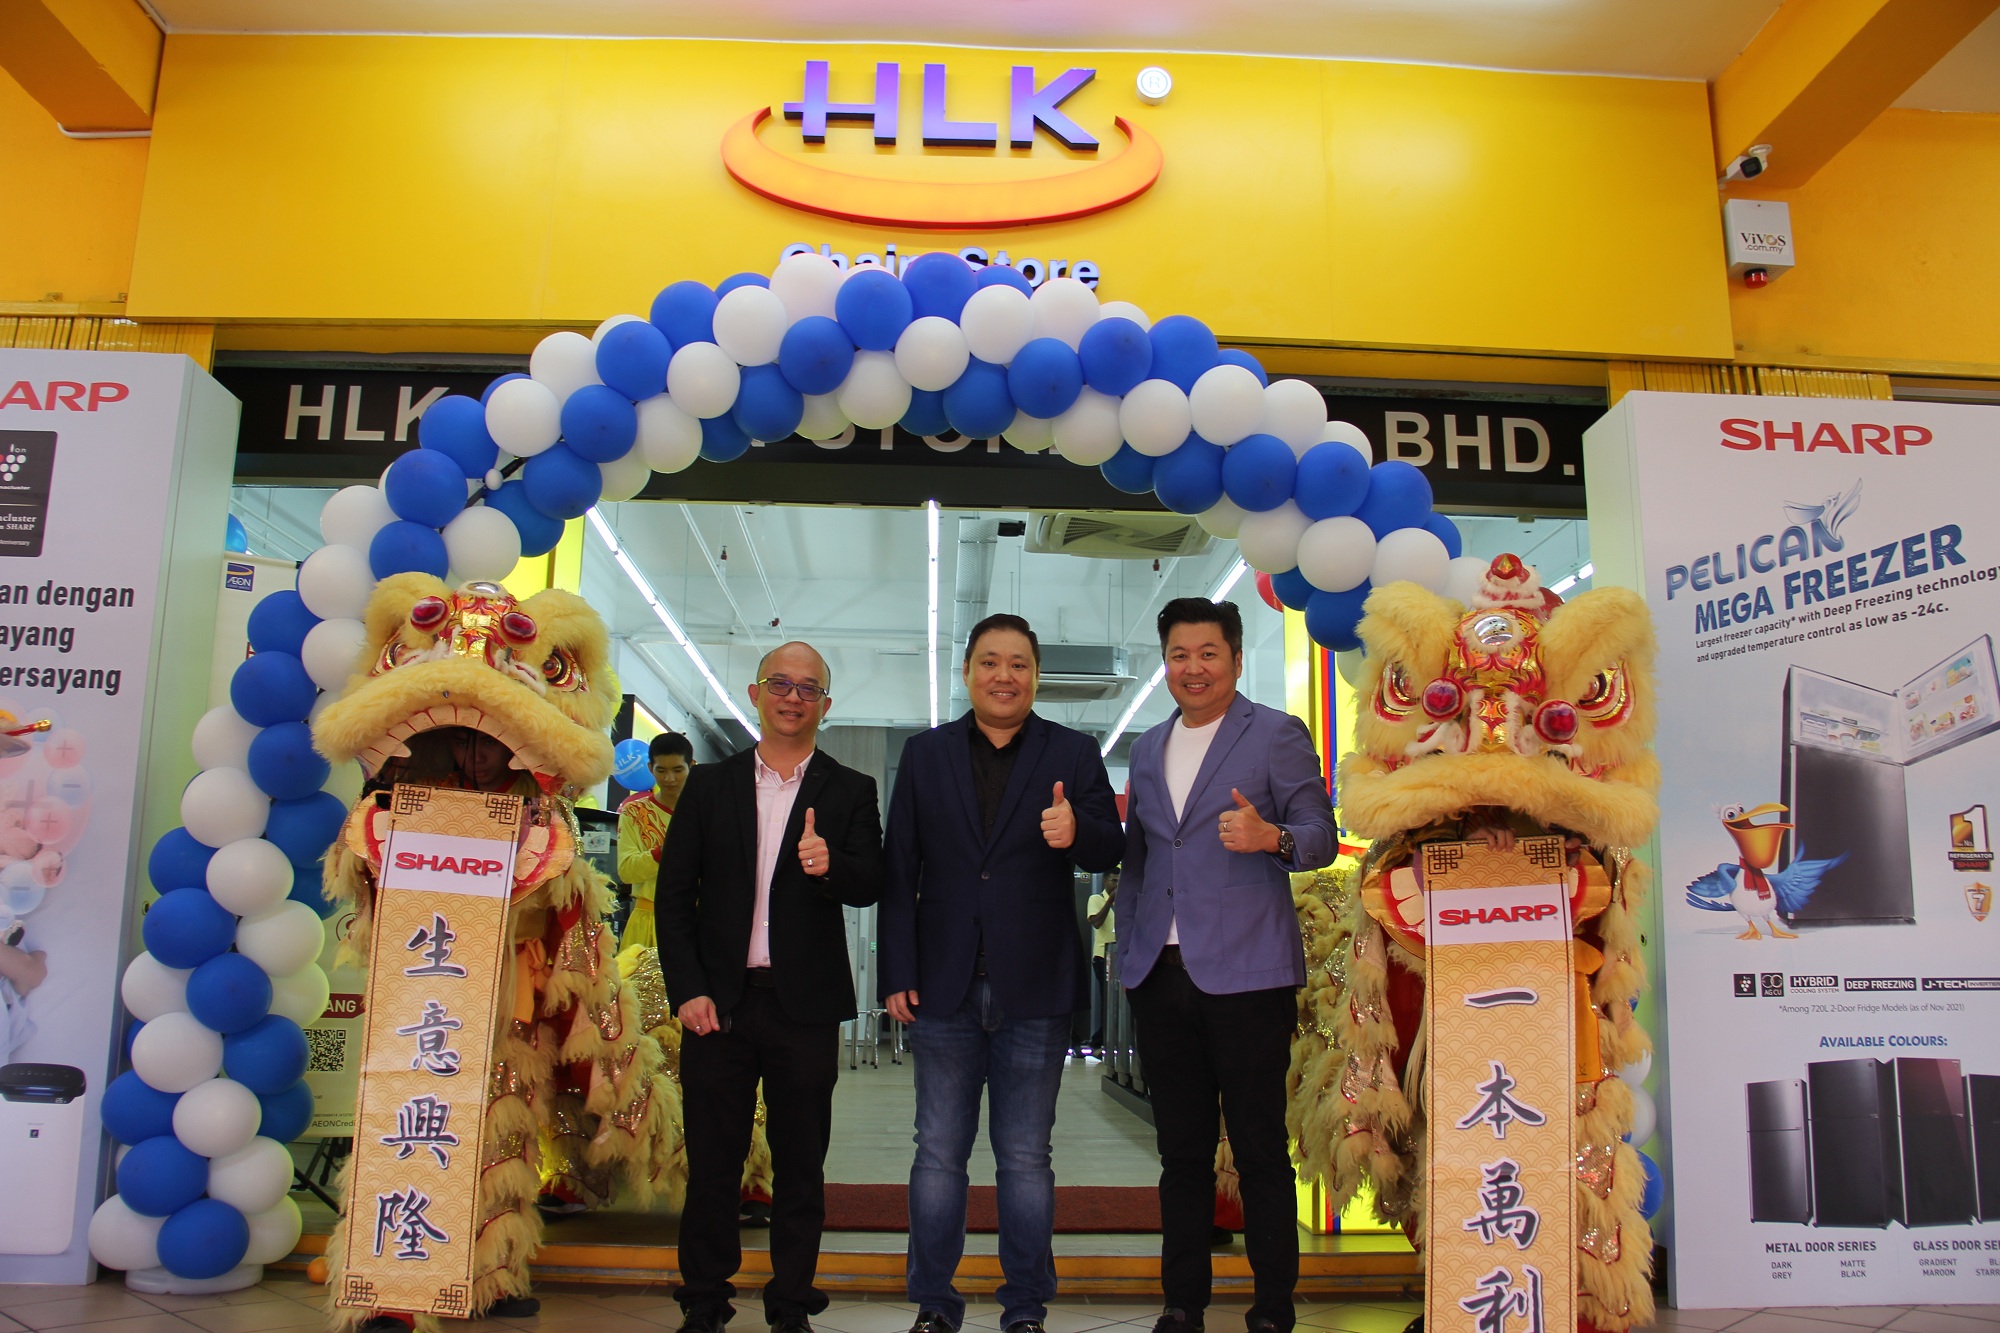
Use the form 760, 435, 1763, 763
721, 60, 1163, 229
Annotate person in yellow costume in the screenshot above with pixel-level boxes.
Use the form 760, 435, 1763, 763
618, 732, 694, 949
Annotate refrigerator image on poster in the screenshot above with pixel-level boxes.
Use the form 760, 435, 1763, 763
1779, 635, 2000, 927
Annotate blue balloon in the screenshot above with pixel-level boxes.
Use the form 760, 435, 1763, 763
144, 887, 237, 969
101, 1070, 181, 1145
246, 721, 331, 801
1425, 511, 1464, 559
224, 1015, 310, 1095
699, 413, 752, 463
224, 513, 249, 554
1149, 315, 1221, 393
257, 1080, 314, 1144
119, 1136, 210, 1218
900, 388, 950, 438
943, 359, 1015, 439
836, 267, 915, 351
1638, 1149, 1665, 1219
1221, 433, 1297, 513
650, 280, 716, 347
480, 372, 529, 405
484, 481, 565, 558
123, 1019, 141, 1066
595, 320, 672, 401
417, 395, 500, 480
382, 448, 466, 530
369, 520, 451, 580
261, 792, 347, 867
560, 384, 639, 463
230, 651, 315, 727
1271, 567, 1317, 611
975, 264, 1034, 296
1305, 582, 1373, 653
732, 364, 805, 442
246, 590, 318, 658
902, 252, 977, 321
157, 1199, 249, 1279
1218, 349, 1269, 386
777, 316, 855, 396
521, 445, 603, 520
715, 272, 770, 297
1294, 440, 1371, 521
1006, 338, 1084, 420
287, 864, 331, 916
1352, 460, 1434, 538
612, 737, 651, 785
187, 953, 274, 1035
149, 829, 216, 895
1078, 318, 1152, 396
1152, 435, 1227, 515
1099, 444, 1158, 495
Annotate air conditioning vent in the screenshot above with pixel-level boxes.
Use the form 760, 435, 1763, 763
1035, 643, 1135, 702
1026, 512, 1215, 560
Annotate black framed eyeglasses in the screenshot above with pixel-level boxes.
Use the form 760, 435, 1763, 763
756, 677, 829, 703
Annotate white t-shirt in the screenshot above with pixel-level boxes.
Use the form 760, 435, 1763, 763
1162, 714, 1224, 945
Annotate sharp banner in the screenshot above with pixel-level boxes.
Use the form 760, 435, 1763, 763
1586, 392, 2000, 1308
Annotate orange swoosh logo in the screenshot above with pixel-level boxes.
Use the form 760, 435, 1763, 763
721, 107, 1162, 230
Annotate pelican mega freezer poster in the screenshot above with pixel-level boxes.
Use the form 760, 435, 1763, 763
1585, 392, 2000, 1309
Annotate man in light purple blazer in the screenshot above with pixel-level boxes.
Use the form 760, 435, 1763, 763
1116, 597, 1337, 1333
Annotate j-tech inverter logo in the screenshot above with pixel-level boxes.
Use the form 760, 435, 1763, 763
721, 60, 1162, 228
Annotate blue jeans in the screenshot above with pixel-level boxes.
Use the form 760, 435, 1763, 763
906, 978, 1070, 1328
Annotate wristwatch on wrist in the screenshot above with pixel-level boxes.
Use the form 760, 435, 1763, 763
1276, 828, 1295, 860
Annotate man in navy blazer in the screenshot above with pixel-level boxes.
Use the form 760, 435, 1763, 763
1118, 597, 1337, 1333
880, 613, 1123, 1333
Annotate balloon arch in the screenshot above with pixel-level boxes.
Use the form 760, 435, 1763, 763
90, 250, 1486, 1282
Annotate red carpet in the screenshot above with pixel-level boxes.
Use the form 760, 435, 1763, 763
824, 1184, 1160, 1233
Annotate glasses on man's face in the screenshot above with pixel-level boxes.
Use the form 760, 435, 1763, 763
756, 677, 829, 703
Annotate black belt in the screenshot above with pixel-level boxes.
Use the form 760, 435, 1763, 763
745, 967, 775, 988
1159, 944, 1184, 967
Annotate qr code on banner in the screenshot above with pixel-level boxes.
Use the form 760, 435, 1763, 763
306, 1026, 349, 1073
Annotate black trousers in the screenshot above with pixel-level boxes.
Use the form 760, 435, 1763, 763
1129, 958, 1299, 1331
677, 984, 840, 1321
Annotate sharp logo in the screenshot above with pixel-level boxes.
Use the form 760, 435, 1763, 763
1436, 903, 1560, 927
392, 851, 507, 877
1720, 417, 1931, 455
0, 381, 130, 412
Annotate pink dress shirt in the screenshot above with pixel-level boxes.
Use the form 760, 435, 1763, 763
748, 748, 810, 967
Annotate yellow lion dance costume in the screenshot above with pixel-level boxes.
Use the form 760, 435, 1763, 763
1291, 554, 1659, 1333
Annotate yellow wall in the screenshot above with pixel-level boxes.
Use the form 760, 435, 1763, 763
0, 69, 149, 304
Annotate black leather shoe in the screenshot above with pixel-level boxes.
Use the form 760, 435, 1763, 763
1402, 1319, 1424, 1333
910, 1312, 958, 1333
679, 1310, 726, 1333
487, 1296, 541, 1318
1153, 1310, 1205, 1333
1246, 1318, 1283, 1333
1005, 1321, 1048, 1333
1209, 1226, 1234, 1247
769, 1317, 813, 1333
740, 1199, 773, 1227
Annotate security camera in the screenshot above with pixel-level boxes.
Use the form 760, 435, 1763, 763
1720, 144, 1772, 186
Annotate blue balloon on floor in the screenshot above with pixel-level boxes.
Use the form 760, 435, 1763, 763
836, 266, 915, 351
650, 280, 717, 347
943, 360, 1015, 440
485, 480, 565, 558
1099, 444, 1158, 495
1006, 338, 1084, 420
369, 519, 451, 580
521, 444, 603, 520
559, 384, 639, 462
144, 887, 239, 969
1152, 435, 1227, 515
101, 1070, 181, 1145
257, 1080, 315, 1144
1294, 440, 1371, 521
231, 650, 316, 727
417, 394, 500, 479
1271, 567, 1316, 611
157, 1199, 249, 1279
246, 590, 319, 658
1078, 317, 1152, 396
1305, 582, 1373, 654
187, 952, 275, 1035
247, 720, 331, 802
902, 252, 978, 322
900, 389, 950, 439
1220, 433, 1296, 513
224, 1015, 310, 1095
148, 828, 216, 894
596, 319, 673, 401
120, 1136, 211, 1218
699, 413, 752, 463
383, 447, 467, 530
732, 364, 805, 442
1352, 460, 1433, 538
261, 792, 347, 867
1148, 315, 1220, 393
777, 316, 855, 396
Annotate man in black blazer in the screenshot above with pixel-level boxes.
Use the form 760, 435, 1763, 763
657, 641, 884, 1333
880, 614, 1123, 1333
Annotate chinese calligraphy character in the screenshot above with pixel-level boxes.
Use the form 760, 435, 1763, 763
380, 1094, 461, 1168
1462, 1158, 1540, 1248
404, 913, 467, 978
396, 999, 463, 1076
1455, 1061, 1547, 1140
373, 1188, 450, 1260
1458, 1265, 1545, 1333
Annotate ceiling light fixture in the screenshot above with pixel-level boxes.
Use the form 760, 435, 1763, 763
1101, 558, 1248, 757
1549, 561, 1595, 597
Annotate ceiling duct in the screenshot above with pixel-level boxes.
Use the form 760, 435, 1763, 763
947, 516, 1001, 714
1036, 643, 1136, 703
1026, 512, 1215, 560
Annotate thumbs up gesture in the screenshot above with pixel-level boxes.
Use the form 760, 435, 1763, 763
1218, 787, 1279, 855
1041, 781, 1076, 850
798, 807, 830, 877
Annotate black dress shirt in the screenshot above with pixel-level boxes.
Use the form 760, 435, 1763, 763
967, 721, 1024, 839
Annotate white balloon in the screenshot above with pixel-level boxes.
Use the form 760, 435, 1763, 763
182, 768, 271, 848
205, 838, 296, 917
1188, 364, 1266, 446
1029, 276, 1100, 349
1260, 379, 1331, 456
1323, 420, 1372, 464
836, 352, 912, 431
318, 485, 396, 551
173, 1079, 264, 1159
88, 1195, 164, 1272
295, 544, 375, 623
1626, 1084, 1658, 1146
638, 394, 705, 472
1002, 411, 1055, 454
1297, 516, 1377, 593
797, 393, 849, 442
244, 1197, 304, 1267
441, 506, 523, 584
1097, 300, 1151, 331
1196, 497, 1247, 539
1618, 1049, 1654, 1086
299, 617, 368, 692
1371, 526, 1452, 592
1236, 501, 1313, 574
959, 285, 1035, 365
207, 1137, 293, 1214
528, 330, 602, 404
769, 251, 843, 323
1334, 650, 1368, 688
130, 1012, 224, 1093
1051, 388, 1124, 465
120, 952, 191, 1022
191, 706, 260, 772
597, 449, 651, 503
268, 963, 331, 1026
323, 760, 364, 809
235, 901, 326, 977
1119, 379, 1193, 457
713, 285, 787, 366
484, 376, 562, 459
665, 342, 742, 419
591, 313, 642, 344
1441, 554, 1489, 606
894, 317, 971, 392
